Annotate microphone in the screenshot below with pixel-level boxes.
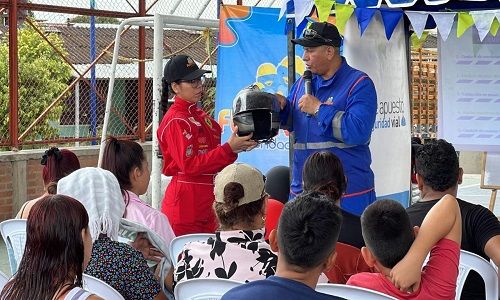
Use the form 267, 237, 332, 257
303, 70, 312, 117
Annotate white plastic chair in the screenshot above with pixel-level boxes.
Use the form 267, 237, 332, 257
316, 283, 398, 300
170, 233, 215, 265
174, 278, 242, 300
492, 259, 499, 296
0, 219, 27, 274
456, 250, 499, 300
83, 274, 125, 300
0, 271, 10, 291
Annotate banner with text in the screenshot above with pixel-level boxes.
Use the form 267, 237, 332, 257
216, 5, 302, 174
439, 22, 500, 152
344, 13, 411, 206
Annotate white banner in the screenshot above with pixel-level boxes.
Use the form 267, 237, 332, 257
344, 12, 411, 206
438, 22, 500, 152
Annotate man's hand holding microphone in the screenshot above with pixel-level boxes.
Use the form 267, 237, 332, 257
275, 70, 321, 117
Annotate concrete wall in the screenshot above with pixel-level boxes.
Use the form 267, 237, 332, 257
0, 143, 153, 222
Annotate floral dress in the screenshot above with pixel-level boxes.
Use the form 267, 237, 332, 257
84, 237, 161, 300
174, 229, 277, 284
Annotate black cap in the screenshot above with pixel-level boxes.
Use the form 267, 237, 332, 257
163, 55, 211, 83
292, 22, 342, 48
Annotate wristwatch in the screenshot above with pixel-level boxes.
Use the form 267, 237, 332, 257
313, 105, 321, 118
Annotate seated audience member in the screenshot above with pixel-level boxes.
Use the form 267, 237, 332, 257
347, 195, 462, 299
302, 151, 371, 283
406, 139, 500, 299
58, 167, 170, 300
264, 166, 290, 240
265, 166, 290, 205
17, 147, 80, 218
222, 192, 344, 300
1, 195, 102, 300
302, 151, 363, 248
174, 163, 277, 284
101, 137, 175, 246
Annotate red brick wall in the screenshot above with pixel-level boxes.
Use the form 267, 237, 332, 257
0, 144, 151, 222
0, 151, 100, 222
26, 160, 44, 201
0, 162, 14, 221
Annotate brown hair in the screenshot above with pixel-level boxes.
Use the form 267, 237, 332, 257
302, 151, 346, 201
1, 195, 89, 300
101, 137, 146, 205
214, 182, 265, 230
41, 147, 80, 194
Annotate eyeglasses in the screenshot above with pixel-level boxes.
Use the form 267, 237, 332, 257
177, 76, 206, 87
303, 28, 332, 43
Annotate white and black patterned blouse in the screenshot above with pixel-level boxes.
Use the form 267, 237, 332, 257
174, 229, 277, 284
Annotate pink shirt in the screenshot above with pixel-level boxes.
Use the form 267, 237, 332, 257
124, 191, 176, 245
347, 238, 460, 300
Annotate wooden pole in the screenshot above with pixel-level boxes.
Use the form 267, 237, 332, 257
488, 189, 497, 212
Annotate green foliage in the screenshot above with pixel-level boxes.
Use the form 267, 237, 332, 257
202, 86, 216, 117
0, 21, 73, 143
69, 15, 120, 24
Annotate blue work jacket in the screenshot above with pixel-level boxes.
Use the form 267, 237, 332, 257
280, 58, 377, 215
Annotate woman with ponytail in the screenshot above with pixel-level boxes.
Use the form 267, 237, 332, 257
101, 137, 175, 246
303, 151, 373, 284
173, 163, 277, 284
302, 151, 363, 248
17, 147, 80, 219
157, 55, 257, 236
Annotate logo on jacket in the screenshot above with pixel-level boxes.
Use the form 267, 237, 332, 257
185, 144, 193, 157
325, 96, 334, 105
204, 118, 213, 128
198, 136, 207, 144
182, 129, 192, 140
188, 117, 201, 127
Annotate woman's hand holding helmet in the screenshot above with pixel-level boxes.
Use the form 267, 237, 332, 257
228, 125, 258, 153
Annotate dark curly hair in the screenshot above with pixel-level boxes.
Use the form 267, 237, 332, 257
415, 139, 459, 192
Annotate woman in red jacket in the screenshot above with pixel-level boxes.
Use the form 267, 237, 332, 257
158, 55, 256, 236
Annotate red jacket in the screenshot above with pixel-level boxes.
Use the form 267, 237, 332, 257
158, 96, 237, 176
157, 96, 237, 236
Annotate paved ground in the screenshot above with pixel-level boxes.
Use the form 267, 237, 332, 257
458, 174, 500, 217
0, 174, 497, 278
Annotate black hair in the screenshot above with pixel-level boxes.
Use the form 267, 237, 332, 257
302, 151, 346, 202
415, 139, 459, 192
277, 192, 342, 269
264, 166, 290, 204
161, 78, 175, 113
361, 199, 414, 268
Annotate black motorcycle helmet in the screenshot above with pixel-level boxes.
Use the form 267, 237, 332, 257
232, 85, 280, 143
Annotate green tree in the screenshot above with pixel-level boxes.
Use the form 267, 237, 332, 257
0, 21, 73, 145
69, 15, 120, 24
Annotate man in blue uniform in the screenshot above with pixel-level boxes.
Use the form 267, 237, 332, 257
276, 21, 377, 215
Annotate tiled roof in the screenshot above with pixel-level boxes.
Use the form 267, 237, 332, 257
423, 34, 437, 49
0, 24, 217, 65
